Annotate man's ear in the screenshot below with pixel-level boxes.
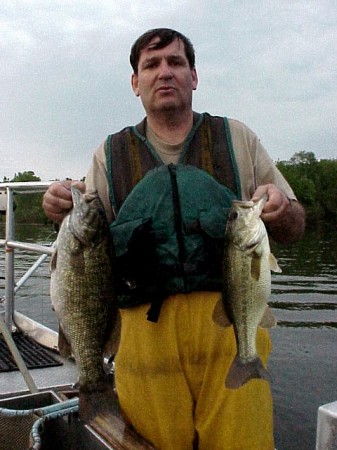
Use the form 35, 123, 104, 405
192, 68, 198, 91
131, 73, 139, 96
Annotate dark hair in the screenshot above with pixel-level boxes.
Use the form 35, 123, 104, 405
130, 28, 195, 74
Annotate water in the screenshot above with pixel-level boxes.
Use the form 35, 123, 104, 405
269, 224, 337, 450
1, 222, 337, 449
0, 223, 58, 331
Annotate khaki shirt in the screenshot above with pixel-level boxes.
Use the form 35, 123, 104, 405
86, 117, 296, 223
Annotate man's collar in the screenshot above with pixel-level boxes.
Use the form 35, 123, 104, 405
134, 112, 201, 138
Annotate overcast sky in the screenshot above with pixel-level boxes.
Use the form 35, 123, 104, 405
1, 0, 336, 181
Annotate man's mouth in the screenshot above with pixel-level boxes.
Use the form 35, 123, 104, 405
156, 86, 176, 93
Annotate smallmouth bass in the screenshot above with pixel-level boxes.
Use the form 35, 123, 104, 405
50, 186, 118, 421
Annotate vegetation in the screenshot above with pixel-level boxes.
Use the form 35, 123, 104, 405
276, 152, 337, 226
0, 171, 49, 224
1, 153, 336, 227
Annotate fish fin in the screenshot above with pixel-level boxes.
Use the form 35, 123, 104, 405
58, 325, 72, 358
269, 253, 282, 273
212, 299, 232, 327
251, 254, 262, 281
225, 356, 270, 389
259, 305, 277, 328
79, 378, 116, 423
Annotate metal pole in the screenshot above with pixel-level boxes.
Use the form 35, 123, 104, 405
15, 253, 50, 293
4, 187, 14, 330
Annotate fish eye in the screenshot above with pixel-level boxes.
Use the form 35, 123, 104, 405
229, 211, 238, 221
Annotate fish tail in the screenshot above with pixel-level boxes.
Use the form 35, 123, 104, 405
225, 356, 270, 389
79, 378, 116, 422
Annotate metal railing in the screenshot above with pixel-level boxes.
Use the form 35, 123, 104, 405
0, 182, 53, 331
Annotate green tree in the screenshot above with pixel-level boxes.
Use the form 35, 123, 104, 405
315, 159, 337, 220
277, 152, 337, 224
11, 171, 41, 182
277, 160, 317, 204
9, 171, 47, 223
289, 151, 317, 165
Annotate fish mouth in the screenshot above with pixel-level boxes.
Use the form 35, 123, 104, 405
231, 200, 255, 208
68, 220, 91, 246
231, 194, 268, 209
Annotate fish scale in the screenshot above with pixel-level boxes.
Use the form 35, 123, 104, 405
213, 195, 280, 389
50, 186, 118, 421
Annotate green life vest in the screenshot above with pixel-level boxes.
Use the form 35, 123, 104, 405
106, 113, 241, 321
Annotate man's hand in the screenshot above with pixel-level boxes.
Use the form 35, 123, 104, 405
43, 180, 86, 224
252, 184, 290, 224
252, 184, 305, 244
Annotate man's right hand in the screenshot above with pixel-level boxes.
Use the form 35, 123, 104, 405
42, 180, 86, 223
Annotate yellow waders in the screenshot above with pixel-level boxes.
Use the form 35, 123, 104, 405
115, 292, 274, 450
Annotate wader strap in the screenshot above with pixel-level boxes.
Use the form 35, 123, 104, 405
105, 135, 117, 213
146, 299, 165, 323
224, 117, 242, 200
199, 119, 215, 177
106, 124, 161, 215
127, 132, 144, 188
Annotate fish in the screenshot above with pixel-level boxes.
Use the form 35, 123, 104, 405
213, 194, 281, 389
50, 186, 118, 421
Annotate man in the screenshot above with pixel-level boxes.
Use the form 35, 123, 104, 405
43, 28, 305, 450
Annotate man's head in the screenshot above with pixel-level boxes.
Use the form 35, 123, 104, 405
130, 28, 198, 118
130, 28, 195, 75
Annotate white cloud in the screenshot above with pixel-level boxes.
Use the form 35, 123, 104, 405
0, 0, 336, 181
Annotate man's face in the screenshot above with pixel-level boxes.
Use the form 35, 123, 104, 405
131, 37, 198, 116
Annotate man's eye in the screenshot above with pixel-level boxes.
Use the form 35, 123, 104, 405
144, 61, 157, 69
170, 59, 184, 66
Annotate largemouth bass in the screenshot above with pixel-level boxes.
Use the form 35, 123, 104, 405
50, 186, 117, 421
213, 195, 281, 389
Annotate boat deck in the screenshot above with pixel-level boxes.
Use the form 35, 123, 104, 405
0, 350, 155, 449
0, 351, 78, 399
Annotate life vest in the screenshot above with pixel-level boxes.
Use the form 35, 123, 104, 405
106, 113, 242, 321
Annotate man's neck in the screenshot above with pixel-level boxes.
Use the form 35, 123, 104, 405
146, 110, 194, 145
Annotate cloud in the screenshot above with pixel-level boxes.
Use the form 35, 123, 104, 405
0, 0, 336, 181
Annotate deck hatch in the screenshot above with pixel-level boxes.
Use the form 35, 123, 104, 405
0, 333, 63, 372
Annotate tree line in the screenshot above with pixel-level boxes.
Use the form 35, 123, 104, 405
1, 171, 49, 224
1, 152, 336, 226
276, 151, 337, 226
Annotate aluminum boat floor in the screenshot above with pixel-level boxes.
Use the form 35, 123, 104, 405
0, 332, 62, 372
0, 353, 78, 399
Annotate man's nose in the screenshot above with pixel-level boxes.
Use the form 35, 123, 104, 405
158, 61, 173, 79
